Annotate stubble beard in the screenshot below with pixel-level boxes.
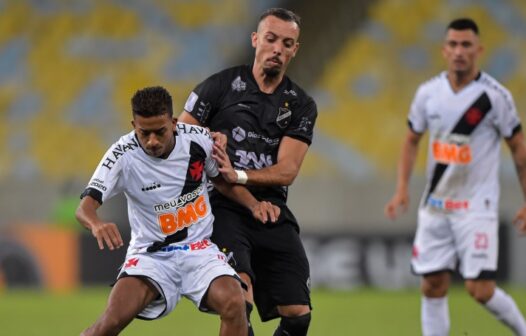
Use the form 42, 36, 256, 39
263, 65, 281, 78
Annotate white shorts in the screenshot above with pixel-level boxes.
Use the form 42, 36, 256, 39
411, 208, 498, 279
117, 238, 239, 320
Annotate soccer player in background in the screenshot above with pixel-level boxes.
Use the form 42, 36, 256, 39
76, 86, 280, 336
385, 18, 526, 336
178, 8, 317, 336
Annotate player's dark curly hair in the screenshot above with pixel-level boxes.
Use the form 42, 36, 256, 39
447, 18, 479, 35
259, 8, 301, 28
131, 86, 173, 117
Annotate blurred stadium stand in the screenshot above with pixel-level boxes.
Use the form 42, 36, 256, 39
0, 0, 279, 224
1, 0, 526, 288
288, 0, 526, 234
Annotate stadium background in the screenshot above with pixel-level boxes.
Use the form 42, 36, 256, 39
1, 0, 526, 333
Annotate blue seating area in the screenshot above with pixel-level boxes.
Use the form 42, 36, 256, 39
1, 0, 525, 182
0, 0, 270, 180
311, 0, 526, 176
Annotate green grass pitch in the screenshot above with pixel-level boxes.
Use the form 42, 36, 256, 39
1, 287, 525, 335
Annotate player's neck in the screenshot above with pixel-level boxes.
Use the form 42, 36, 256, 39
252, 66, 284, 94
447, 69, 479, 92
158, 135, 176, 159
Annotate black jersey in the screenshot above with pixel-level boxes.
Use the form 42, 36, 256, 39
184, 64, 317, 206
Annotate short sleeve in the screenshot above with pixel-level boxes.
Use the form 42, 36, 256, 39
493, 89, 521, 139
408, 85, 428, 134
80, 143, 125, 204
199, 132, 219, 178
284, 98, 317, 145
184, 73, 224, 126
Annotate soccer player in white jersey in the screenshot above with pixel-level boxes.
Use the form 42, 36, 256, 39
385, 18, 526, 336
76, 86, 280, 336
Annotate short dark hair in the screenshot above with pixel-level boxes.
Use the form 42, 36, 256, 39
259, 8, 301, 28
447, 18, 479, 35
131, 86, 173, 117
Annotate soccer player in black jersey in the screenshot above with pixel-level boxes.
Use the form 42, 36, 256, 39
179, 8, 317, 336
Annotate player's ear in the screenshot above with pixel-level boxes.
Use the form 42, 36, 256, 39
477, 44, 484, 56
292, 42, 300, 57
251, 32, 258, 48
131, 113, 137, 128
172, 117, 178, 130
441, 44, 447, 59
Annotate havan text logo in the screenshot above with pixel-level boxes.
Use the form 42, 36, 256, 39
102, 138, 139, 170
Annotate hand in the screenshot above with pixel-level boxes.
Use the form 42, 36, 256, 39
90, 221, 124, 250
250, 201, 281, 224
212, 143, 238, 183
384, 190, 410, 220
513, 205, 526, 235
211, 131, 227, 151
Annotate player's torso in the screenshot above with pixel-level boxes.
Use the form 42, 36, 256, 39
421, 73, 502, 212
206, 67, 308, 202
210, 72, 301, 171
122, 130, 214, 247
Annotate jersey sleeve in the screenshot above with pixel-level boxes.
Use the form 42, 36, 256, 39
184, 73, 224, 126
407, 85, 428, 134
493, 89, 522, 139
80, 143, 125, 204
284, 98, 317, 145
201, 132, 220, 178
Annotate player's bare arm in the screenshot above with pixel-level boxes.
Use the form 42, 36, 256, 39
76, 196, 124, 250
505, 130, 526, 234
178, 110, 200, 125
210, 174, 280, 223
213, 135, 308, 186
385, 129, 423, 220
180, 111, 310, 186
180, 110, 310, 186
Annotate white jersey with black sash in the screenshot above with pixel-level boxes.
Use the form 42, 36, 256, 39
408, 71, 521, 213
81, 123, 219, 253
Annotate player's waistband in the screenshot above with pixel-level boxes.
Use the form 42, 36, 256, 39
427, 196, 469, 211
130, 238, 213, 254
158, 238, 212, 252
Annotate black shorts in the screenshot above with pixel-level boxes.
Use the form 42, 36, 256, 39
210, 204, 311, 322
